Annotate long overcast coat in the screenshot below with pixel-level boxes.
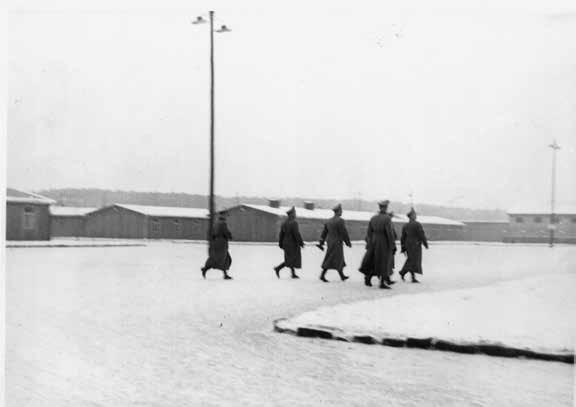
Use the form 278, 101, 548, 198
400, 220, 428, 275
319, 215, 351, 270
279, 218, 304, 268
359, 212, 396, 279
204, 218, 232, 271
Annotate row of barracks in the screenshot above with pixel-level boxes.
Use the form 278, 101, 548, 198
7, 189, 575, 243
6, 190, 463, 241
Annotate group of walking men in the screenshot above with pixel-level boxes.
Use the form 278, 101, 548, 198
201, 200, 429, 288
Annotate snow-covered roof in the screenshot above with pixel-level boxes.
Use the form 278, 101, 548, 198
461, 220, 509, 224
114, 204, 209, 219
508, 205, 576, 216
242, 204, 464, 226
244, 204, 372, 221
50, 206, 97, 217
412, 215, 465, 227
6, 188, 56, 205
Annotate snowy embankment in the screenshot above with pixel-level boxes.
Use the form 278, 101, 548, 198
275, 274, 576, 363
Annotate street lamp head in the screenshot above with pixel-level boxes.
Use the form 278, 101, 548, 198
192, 16, 207, 24
216, 25, 231, 33
549, 140, 561, 150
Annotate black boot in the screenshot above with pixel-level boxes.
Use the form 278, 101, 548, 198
201, 266, 208, 279
400, 271, 406, 281
320, 270, 328, 283
291, 268, 300, 279
379, 277, 391, 289
364, 275, 372, 287
223, 272, 233, 280
274, 265, 281, 279
386, 277, 396, 285
338, 270, 349, 281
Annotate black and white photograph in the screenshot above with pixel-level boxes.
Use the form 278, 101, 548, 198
2, 0, 576, 406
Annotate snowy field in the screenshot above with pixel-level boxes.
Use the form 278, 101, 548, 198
5, 242, 576, 406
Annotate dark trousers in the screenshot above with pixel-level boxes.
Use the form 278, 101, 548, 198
321, 268, 346, 279
275, 262, 297, 275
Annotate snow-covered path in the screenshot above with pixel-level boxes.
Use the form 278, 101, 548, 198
6, 242, 575, 406
276, 274, 575, 358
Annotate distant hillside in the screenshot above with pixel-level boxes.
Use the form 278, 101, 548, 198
37, 188, 508, 222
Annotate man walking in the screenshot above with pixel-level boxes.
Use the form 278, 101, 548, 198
317, 203, 352, 282
359, 200, 396, 289
201, 210, 233, 280
399, 208, 429, 283
274, 207, 305, 279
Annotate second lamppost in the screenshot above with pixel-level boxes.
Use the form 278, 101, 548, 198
548, 140, 561, 247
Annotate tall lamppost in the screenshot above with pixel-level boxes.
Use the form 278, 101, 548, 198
192, 11, 231, 247
548, 140, 561, 247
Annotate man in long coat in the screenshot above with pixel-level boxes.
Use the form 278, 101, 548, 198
201, 210, 233, 280
399, 208, 428, 283
274, 207, 305, 279
359, 200, 396, 289
317, 203, 352, 282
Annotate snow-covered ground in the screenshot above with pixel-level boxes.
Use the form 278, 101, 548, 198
5, 242, 576, 406
277, 274, 576, 356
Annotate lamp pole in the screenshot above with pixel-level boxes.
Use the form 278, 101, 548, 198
192, 12, 231, 248
548, 140, 561, 247
209, 10, 215, 246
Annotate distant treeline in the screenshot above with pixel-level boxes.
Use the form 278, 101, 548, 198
37, 188, 508, 222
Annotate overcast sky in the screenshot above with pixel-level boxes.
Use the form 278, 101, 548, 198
7, 0, 576, 210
